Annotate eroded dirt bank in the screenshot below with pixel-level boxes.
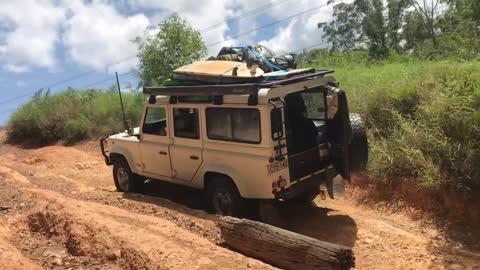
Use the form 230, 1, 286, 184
0, 131, 479, 269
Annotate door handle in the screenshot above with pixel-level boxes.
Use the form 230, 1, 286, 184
190, 155, 199, 160
159, 151, 168, 155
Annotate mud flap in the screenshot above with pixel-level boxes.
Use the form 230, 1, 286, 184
326, 89, 352, 181
324, 175, 346, 199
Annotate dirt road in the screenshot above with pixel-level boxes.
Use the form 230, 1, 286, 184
0, 131, 479, 269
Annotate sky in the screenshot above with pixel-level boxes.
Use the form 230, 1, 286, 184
0, 0, 334, 125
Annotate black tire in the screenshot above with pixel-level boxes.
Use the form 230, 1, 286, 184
349, 113, 368, 172
113, 158, 143, 192
205, 176, 243, 216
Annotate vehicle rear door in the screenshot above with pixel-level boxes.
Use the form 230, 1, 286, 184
139, 105, 172, 178
326, 89, 351, 181
169, 106, 203, 181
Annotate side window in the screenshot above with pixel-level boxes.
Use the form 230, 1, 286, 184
143, 107, 167, 136
206, 108, 261, 144
173, 108, 199, 139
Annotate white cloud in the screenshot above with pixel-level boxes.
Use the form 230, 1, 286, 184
4, 64, 30, 73
0, 0, 336, 76
62, 0, 150, 73
0, 0, 65, 72
257, 0, 333, 55
126, 0, 239, 56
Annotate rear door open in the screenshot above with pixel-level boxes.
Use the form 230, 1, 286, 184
271, 84, 352, 184
326, 88, 351, 181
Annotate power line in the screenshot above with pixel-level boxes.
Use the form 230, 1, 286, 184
0, 58, 139, 106
200, 0, 291, 33
207, 3, 329, 47
0, 92, 34, 106
80, 71, 136, 89
0, 71, 137, 107
0, 2, 327, 106
0, 2, 291, 106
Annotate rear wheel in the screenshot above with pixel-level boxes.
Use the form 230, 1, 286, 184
206, 177, 243, 216
349, 113, 368, 172
113, 158, 143, 192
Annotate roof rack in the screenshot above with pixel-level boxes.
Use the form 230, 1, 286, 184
143, 69, 334, 97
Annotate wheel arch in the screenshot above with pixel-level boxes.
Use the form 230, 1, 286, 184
110, 153, 127, 164
109, 148, 136, 173
204, 171, 243, 198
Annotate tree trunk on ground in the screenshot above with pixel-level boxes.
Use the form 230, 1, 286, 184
218, 216, 355, 270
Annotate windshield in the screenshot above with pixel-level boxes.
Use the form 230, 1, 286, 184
301, 92, 325, 120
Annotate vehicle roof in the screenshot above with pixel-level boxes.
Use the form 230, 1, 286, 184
144, 70, 336, 106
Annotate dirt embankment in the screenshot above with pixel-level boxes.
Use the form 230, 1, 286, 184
0, 131, 479, 270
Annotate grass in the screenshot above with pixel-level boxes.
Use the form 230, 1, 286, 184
6, 88, 144, 145
307, 58, 480, 194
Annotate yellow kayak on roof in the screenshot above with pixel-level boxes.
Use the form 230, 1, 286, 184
173, 60, 265, 84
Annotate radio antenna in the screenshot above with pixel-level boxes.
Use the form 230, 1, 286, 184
115, 72, 129, 133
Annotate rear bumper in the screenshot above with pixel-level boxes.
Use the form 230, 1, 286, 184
274, 166, 337, 200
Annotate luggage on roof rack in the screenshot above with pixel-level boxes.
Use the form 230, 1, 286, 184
145, 69, 335, 97
173, 60, 265, 84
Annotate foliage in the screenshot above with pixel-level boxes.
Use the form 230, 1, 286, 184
324, 0, 480, 60
6, 88, 144, 145
136, 14, 207, 86
322, 2, 365, 50
387, 0, 412, 51
297, 49, 370, 68
314, 59, 480, 193
356, 0, 391, 59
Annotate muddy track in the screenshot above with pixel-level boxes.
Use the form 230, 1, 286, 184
0, 165, 271, 270
0, 132, 479, 269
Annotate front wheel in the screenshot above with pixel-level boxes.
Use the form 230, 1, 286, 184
206, 177, 243, 216
113, 158, 143, 192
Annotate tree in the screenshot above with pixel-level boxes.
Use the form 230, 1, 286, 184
387, 0, 413, 51
413, 0, 441, 48
356, 0, 390, 59
322, 2, 365, 51
403, 10, 429, 52
137, 14, 207, 85
324, 0, 405, 59
323, 0, 478, 59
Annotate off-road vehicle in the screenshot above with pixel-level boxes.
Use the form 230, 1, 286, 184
100, 69, 368, 216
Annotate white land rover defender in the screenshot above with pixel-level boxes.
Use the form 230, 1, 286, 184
100, 70, 368, 216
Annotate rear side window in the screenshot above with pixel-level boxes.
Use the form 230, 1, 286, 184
173, 108, 199, 139
206, 108, 261, 144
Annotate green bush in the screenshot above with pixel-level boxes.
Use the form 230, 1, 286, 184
303, 56, 478, 193
329, 60, 480, 193
7, 88, 144, 145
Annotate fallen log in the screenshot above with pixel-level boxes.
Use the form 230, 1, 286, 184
218, 216, 355, 270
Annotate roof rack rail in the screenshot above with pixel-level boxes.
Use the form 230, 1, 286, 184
143, 69, 334, 96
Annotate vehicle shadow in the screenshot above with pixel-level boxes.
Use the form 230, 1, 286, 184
124, 180, 358, 248
257, 201, 358, 248
122, 179, 215, 221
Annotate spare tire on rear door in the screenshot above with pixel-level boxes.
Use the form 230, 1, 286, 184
349, 113, 368, 172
